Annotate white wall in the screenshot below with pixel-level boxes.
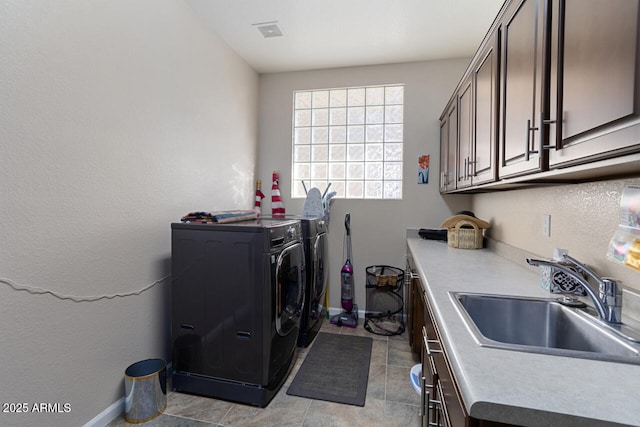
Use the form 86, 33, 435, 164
472, 177, 640, 292
0, 1, 258, 425
257, 60, 472, 311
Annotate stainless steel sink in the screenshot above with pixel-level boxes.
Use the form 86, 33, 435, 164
450, 292, 640, 364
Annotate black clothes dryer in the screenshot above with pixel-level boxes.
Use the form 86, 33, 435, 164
296, 217, 328, 347
261, 215, 328, 347
170, 219, 305, 407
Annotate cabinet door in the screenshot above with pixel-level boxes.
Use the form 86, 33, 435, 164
439, 118, 449, 193
446, 101, 458, 191
472, 34, 499, 186
499, 0, 546, 178
406, 258, 415, 352
457, 78, 473, 189
407, 269, 425, 355
421, 327, 438, 427
548, 0, 640, 166
430, 337, 466, 427
440, 100, 458, 192
424, 293, 467, 427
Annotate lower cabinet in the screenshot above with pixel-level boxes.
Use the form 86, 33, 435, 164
420, 326, 437, 426
421, 296, 467, 427
406, 257, 425, 354
416, 275, 515, 427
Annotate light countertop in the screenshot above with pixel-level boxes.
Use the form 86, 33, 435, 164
407, 231, 640, 427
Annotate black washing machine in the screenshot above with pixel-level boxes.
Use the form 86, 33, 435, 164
263, 215, 328, 347
170, 219, 305, 407
296, 217, 328, 347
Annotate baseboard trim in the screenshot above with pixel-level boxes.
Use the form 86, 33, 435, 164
83, 398, 123, 427
327, 307, 407, 323
327, 306, 366, 318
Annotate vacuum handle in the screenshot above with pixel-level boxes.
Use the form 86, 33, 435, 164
345, 213, 350, 236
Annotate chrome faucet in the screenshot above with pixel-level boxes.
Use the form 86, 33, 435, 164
526, 254, 623, 324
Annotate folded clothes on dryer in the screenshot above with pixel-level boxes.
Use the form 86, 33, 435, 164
181, 209, 259, 224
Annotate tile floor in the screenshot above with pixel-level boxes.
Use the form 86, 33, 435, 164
108, 319, 421, 427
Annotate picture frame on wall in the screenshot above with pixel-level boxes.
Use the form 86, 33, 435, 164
418, 155, 429, 184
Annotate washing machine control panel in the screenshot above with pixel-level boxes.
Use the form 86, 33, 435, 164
269, 220, 302, 247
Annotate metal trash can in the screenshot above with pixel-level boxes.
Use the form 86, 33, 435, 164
124, 358, 167, 423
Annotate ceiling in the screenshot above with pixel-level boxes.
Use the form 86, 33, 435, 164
186, 0, 506, 74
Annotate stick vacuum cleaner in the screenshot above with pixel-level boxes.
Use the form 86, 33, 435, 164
330, 213, 358, 328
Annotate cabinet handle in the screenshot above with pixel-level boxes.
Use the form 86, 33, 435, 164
540, 111, 558, 151
462, 157, 475, 180
428, 396, 443, 427
408, 271, 420, 282
420, 374, 436, 419
420, 376, 426, 416
463, 158, 468, 180
426, 339, 442, 355
405, 271, 412, 286
421, 378, 442, 427
422, 326, 443, 355
526, 115, 557, 161
467, 157, 476, 178
423, 376, 434, 391
539, 110, 556, 125
524, 119, 538, 161
425, 394, 434, 427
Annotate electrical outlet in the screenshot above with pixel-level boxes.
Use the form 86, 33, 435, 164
543, 214, 551, 237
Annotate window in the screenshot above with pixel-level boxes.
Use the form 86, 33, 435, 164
291, 84, 404, 199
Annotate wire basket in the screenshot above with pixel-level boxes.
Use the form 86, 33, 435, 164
365, 265, 405, 336
366, 265, 404, 292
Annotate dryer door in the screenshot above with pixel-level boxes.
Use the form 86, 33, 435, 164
311, 232, 328, 320
275, 242, 305, 336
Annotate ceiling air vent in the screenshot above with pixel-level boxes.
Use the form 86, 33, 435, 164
254, 22, 283, 38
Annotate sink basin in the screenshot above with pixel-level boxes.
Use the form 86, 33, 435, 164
450, 292, 640, 364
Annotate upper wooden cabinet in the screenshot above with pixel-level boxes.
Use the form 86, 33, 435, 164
439, 118, 449, 193
499, 0, 546, 179
547, 0, 640, 167
472, 32, 499, 185
446, 31, 500, 192
440, 100, 458, 192
439, 0, 640, 193
457, 77, 473, 189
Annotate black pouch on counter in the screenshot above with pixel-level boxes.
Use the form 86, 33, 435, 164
419, 229, 448, 241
